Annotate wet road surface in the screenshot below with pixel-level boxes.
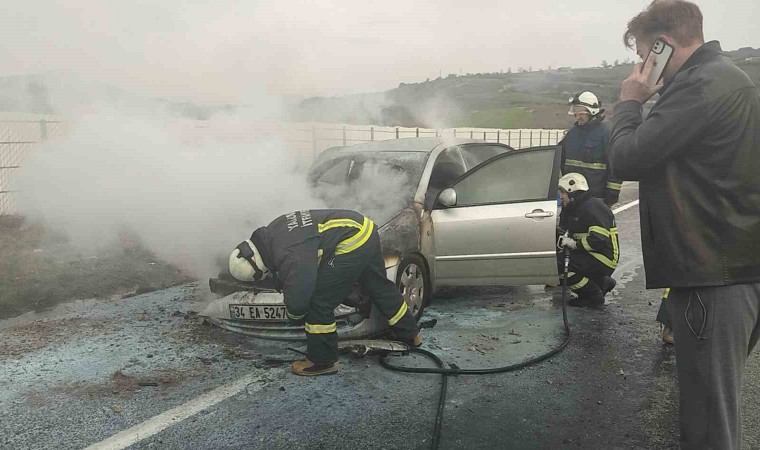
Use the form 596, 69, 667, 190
4, 184, 760, 449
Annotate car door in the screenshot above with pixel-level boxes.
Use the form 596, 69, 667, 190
431, 146, 561, 286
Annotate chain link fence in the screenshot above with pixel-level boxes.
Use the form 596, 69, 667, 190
0, 118, 566, 216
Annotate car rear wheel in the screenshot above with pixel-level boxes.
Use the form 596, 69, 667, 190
396, 254, 430, 321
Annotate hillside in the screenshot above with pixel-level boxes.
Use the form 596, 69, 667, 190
293, 47, 760, 129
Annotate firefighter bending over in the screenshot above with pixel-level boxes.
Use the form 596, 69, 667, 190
557, 173, 620, 308
228, 209, 421, 376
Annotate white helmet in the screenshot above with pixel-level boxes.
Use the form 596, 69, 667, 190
568, 91, 602, 116
228, 239, 269, 282
559, 173, 589, 194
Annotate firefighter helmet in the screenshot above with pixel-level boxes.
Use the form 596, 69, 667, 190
559, 173, 589, 194
228, 239, 269, 282
568, 91, 602, 116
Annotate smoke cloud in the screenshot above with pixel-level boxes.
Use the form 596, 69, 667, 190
14, 105, 319, 279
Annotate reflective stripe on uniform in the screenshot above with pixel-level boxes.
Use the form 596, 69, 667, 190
287, 310, 306, 320
662, 288, 671, 300
565, 159, 607, 171
336, 217, 374, 255
305, 322, 337, 334
317, 216, 375, 255
606, 182, 622, 191
587, 227, 619, 269
318, 219, 362, 233
571, 277, 589, 290
388, 301, 408, 326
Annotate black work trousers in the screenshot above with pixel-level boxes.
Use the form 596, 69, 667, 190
557, 250, 613, 298
306, 229, 419, 364
667, 283, 760, 449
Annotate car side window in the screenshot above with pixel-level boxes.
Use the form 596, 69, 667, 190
452, 150, 555, 206
316, 158, 351, 186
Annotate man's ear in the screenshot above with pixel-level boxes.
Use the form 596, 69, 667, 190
657, 34, 678, 49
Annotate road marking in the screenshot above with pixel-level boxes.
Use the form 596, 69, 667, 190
613, 199, 640, 215
85, 374, 267, 450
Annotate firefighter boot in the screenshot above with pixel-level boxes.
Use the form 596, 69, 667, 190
291, 359, 339, 376
568, 281, 605, 309
408, 334, 423, 347
601, 276, 617, 296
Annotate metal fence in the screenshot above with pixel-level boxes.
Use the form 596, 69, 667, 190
283, 124, 566, 161
0, 119, 566, 216
0, 119, 66, 216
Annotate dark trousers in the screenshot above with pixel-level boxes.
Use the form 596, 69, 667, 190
557, 250, 613, 298
656, 288, 672, 328
668, 284, 760, 449
306, 230, 419, 363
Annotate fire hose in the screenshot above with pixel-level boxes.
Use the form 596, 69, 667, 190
378, 239, 573, 450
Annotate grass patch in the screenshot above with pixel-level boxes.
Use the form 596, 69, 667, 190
458, 107, 533, 128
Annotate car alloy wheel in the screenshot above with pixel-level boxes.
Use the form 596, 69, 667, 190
396, 255, 429, 320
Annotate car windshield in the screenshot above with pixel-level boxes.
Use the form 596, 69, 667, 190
310, 151, 429, 225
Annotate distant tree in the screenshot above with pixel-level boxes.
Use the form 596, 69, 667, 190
601, 60, 610, 68
446, 73, 457, 79
425, 77, 430, 82
614, 59, 620, 66
507, 67, 512, 73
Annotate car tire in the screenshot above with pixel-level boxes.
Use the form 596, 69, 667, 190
395, 254, 430, 321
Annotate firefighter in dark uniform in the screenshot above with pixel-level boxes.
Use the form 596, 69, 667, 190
557, 173, 620, 308
228, 209, 421, 376
561, 91, 622, 207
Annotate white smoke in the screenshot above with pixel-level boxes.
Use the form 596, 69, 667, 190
14, 106, 320, 279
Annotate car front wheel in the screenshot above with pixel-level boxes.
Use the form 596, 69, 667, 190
396, 254, 430, 321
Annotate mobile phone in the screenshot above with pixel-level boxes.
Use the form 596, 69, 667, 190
644, 39, 674, 86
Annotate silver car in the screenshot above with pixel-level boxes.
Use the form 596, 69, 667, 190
202, 137, 561, 339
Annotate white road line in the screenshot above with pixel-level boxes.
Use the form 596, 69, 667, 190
612, 199, 640, 215
85, 374, 267, 450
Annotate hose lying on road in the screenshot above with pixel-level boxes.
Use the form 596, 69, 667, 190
379, 247, 573, 449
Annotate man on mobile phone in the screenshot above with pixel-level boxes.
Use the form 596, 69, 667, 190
609, 1, 760, 448
560, 91, 622, 207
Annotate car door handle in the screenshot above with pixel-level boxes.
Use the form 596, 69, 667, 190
524, 210, 554, 219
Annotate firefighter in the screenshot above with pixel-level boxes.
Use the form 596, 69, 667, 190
561, 91, 622, 207
557, 173, 620, 308
228, 209, 421, 376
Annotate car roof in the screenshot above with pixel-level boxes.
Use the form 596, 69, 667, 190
323, 137, 484, 154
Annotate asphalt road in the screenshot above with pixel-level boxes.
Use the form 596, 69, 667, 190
4, 184, 760, 449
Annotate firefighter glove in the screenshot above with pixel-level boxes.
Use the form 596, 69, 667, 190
559, 236, 577, 250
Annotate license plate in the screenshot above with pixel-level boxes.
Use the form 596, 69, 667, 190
229, 304, 288, 321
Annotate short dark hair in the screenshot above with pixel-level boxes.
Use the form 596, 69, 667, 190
624, 0, 704, 49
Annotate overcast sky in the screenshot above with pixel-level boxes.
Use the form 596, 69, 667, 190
1, 0, 757, 102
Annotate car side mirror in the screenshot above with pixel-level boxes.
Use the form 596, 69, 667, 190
436, 188, 457, 208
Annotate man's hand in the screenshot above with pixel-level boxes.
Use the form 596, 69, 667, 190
620, 57, 662, 103
558, 236, 577, 250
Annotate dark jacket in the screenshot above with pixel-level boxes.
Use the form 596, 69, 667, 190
561, 115, 622, 205
560, 191, 619, 271
609, 41, 760, 288
251, 209, 373, 317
